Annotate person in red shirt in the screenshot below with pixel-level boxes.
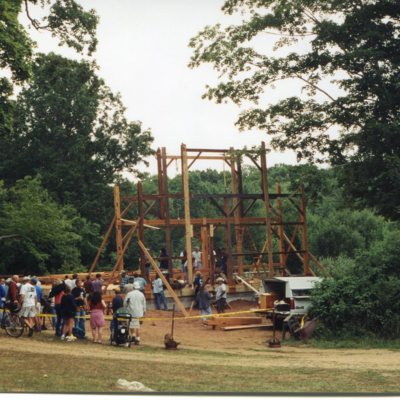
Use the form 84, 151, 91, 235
6, 275, 20, 310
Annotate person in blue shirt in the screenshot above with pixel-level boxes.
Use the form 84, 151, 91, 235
152, 276, 168, 311
0, 278, 6, 309
133, 271, 147, 294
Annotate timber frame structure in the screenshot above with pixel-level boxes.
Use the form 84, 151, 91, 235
90, 142, 325, 289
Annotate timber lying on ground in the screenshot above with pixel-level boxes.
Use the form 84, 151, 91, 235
222, 323, 272, 331
207, 316, 263, 330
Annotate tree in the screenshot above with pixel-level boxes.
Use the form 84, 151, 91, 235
189, 0, 400, 218
3, 53, 154, 226
0, 176, 98, 275
0, 0, 97, 85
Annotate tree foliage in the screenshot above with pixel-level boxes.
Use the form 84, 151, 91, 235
2, 53, 154, 225
0, 0, 97, 84
189, 0, 400, 218
0, 176, 99, 275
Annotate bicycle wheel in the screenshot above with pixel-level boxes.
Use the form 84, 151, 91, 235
5, 312, 24, 338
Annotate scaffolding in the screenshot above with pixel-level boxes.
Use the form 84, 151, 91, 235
89, 142, 325, 287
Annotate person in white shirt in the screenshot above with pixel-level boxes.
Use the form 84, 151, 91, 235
192, 246, 202, 269
64, 275, 73, 289
124, 282, 146, 345
152, 276, 168, 311
215, 277, 228, 313
19, 276, 37, 336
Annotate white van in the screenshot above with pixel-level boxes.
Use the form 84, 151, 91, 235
263, 276, 323, 316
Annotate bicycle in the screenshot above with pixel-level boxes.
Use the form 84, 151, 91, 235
0, 302, 25, 338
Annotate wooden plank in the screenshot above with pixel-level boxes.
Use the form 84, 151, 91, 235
138, 240, 189, 317
222, 323, 272, 331
208, 316, 262, 327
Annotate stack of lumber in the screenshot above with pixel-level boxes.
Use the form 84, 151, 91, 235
207, 315, 272, 331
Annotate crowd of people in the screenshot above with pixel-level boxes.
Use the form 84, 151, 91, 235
0, 246, 230, 345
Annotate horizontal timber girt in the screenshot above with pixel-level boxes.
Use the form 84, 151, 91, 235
121, 217, 303, 227
121, 192, 302, 202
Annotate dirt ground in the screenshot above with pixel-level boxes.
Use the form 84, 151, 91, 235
1, 299, 400, 374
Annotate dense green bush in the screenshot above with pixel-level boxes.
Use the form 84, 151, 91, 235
310, 226, 400, 339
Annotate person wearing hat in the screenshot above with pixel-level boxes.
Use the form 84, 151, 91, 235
215, 277, 228, 313
124, 281, 146, 345
197, 283, 213, 324
19, 276, 37, 336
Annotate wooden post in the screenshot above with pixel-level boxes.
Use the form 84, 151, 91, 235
157, 148, 165, 219
181, 143, 193, 284
276, 184, 286, 275
200, 218, 209, 277
260, 142, 274, 277
138, 240, 189, 317
137, 181, 146, 277
162, 147, 173, 275
300, 185, 311, 276
113, 185, 124, 272
236, 157, 245, 274
224, 197, 234, 285
230, 148, 243, 275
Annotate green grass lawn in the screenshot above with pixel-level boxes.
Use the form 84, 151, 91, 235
1, 337, 399, 393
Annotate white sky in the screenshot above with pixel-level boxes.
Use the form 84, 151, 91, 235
24, 0, 302, 176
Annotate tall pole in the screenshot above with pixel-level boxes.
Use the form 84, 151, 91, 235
300, 185, 311, 276
260, 142, 274, 277
137, 181, 146, 276
181, 144, 193, 284
224, 197, 233, 285
276, 183, 286, 275
230, 148, 243, 275
157, 148, 165, 219
162, 147, 173, 275
113, 185, 124, 272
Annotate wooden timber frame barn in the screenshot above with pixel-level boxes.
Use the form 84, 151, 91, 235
89, 142, 325, 299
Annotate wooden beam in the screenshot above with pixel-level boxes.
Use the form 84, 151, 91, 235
260, 142, 274, 277
162, 147, 173, 275
113, 185, 124, 273
276, 184, 286, 274
138, 240, 189, 317
137, 181, 146, 277
222, 323, 272, 331
181, 143, 193, 284
300, 185, 311, 276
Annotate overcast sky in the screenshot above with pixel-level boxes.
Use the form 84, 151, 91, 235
25, 0, 300, 176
